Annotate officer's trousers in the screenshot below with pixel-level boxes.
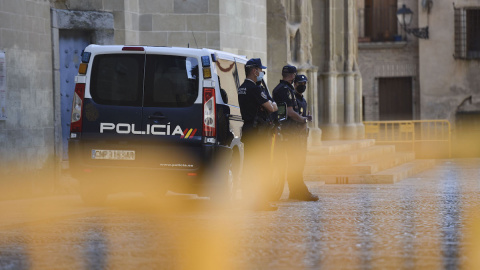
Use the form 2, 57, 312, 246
241, 127, 272, 202
285, 133, 309, 195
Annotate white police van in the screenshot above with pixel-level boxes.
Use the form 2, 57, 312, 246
69, 45, 251, 204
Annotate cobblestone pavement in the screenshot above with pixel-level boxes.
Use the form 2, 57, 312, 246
1, 159, 480, 270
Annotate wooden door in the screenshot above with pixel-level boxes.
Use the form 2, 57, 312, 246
379, 77, 413, 120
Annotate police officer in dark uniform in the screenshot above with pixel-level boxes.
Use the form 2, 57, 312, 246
238, 58, 278, 211
272, 65, 318, 201
293, 74, 318, 199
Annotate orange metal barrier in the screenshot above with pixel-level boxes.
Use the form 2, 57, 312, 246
364, 120, 452, 158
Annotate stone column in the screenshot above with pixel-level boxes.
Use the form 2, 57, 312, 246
303, 67, 322, 146
320, 0, 340, 140
354, 61, 365, 138
343, 60, 357, 139
343, 0, 357, 139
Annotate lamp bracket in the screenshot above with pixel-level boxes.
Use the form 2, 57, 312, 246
405, 26, 429, 39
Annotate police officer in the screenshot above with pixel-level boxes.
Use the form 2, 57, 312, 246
272, 65, 318, 201
293, 74, 318, 199
238, 58, 278, 211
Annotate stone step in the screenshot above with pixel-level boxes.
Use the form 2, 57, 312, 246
304, 159, 436, 184
304, 152, 416, 175
307, 139, 376, 156
306, 145, 396, 166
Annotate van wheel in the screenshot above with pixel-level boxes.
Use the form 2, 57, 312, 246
79, 181, 108, 206
208, 151, 235, 203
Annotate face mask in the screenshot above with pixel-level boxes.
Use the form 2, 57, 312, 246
296, 85, 306, 93
256, 71, 265, 82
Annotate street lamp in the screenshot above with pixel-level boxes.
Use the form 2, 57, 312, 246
396, 4, 429, 39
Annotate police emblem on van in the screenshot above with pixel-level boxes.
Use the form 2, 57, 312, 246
100, 122, 185, 136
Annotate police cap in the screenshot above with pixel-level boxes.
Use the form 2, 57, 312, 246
282, 65, 297, 74
295, 74, 308, 83
246, 58, 267, 69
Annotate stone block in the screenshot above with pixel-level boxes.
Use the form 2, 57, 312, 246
0, 29, 15, 49
139, 0, 172, 14
104, 0, 125, 11
2, 0, 26, 15
32, 17, 45, 34
168, 32, 206, 48
28, 32, 50, 52
209, 0, 219, 14
139, 14, 153, 31
152, 14, 186, 31
139, 32, 168, 46
8, 70, 28, 91
125, 30, 139, 44
114, 30, 126, 44
93, 29, 114, 45
0, 12, 14, 29
186, 15, 219, 32
174, 0, 208, 14
223, 1, 236, 16
52, 9, 114, 30
37, 52, 52, 68
255, 6, 266, 24
114, 11, 125, 30
206, 32, 220, 49
66, 0, 103, 11
11, 13, 26, 32
125, 13, 139, 31
43, 128, 55, 149
26, 1, 35, 17
0, 130, 6, 145
38, 89, 52, 108
44, 109, 54, 128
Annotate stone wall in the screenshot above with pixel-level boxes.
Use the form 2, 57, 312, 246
58, 0, 267, 60
358, 43, 420, 121
419, 0, 480, 122
357, 0, 420, 121
220, 0, 267, 60
0, 0, 55, 196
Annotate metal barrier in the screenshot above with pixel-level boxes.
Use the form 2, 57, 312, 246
364, 120, 452, 158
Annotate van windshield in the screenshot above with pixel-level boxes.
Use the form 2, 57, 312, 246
144, 55, 199, 107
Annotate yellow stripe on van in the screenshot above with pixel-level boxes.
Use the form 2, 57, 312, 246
185, 129, 193, 139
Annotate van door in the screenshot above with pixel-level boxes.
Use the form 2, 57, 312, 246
215, 58, 244, 141
81, 53, 145, 167
141, 54, 203, 169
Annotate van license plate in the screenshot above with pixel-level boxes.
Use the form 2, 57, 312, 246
92, 150, 135, 160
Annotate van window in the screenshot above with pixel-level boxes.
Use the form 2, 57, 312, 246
216, 59, 239, 107
90, 54, 144, 106
144, 55, 199, 107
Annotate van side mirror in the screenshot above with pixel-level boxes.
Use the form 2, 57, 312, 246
277, 103, 287, 122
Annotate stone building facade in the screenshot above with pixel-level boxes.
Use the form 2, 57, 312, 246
0, 0, 55, 196
419, 0, 480, 121
358, 0, 480, 125
0, 0, 364, 195
357, 0, 421, 121
267, 0, 364, 141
